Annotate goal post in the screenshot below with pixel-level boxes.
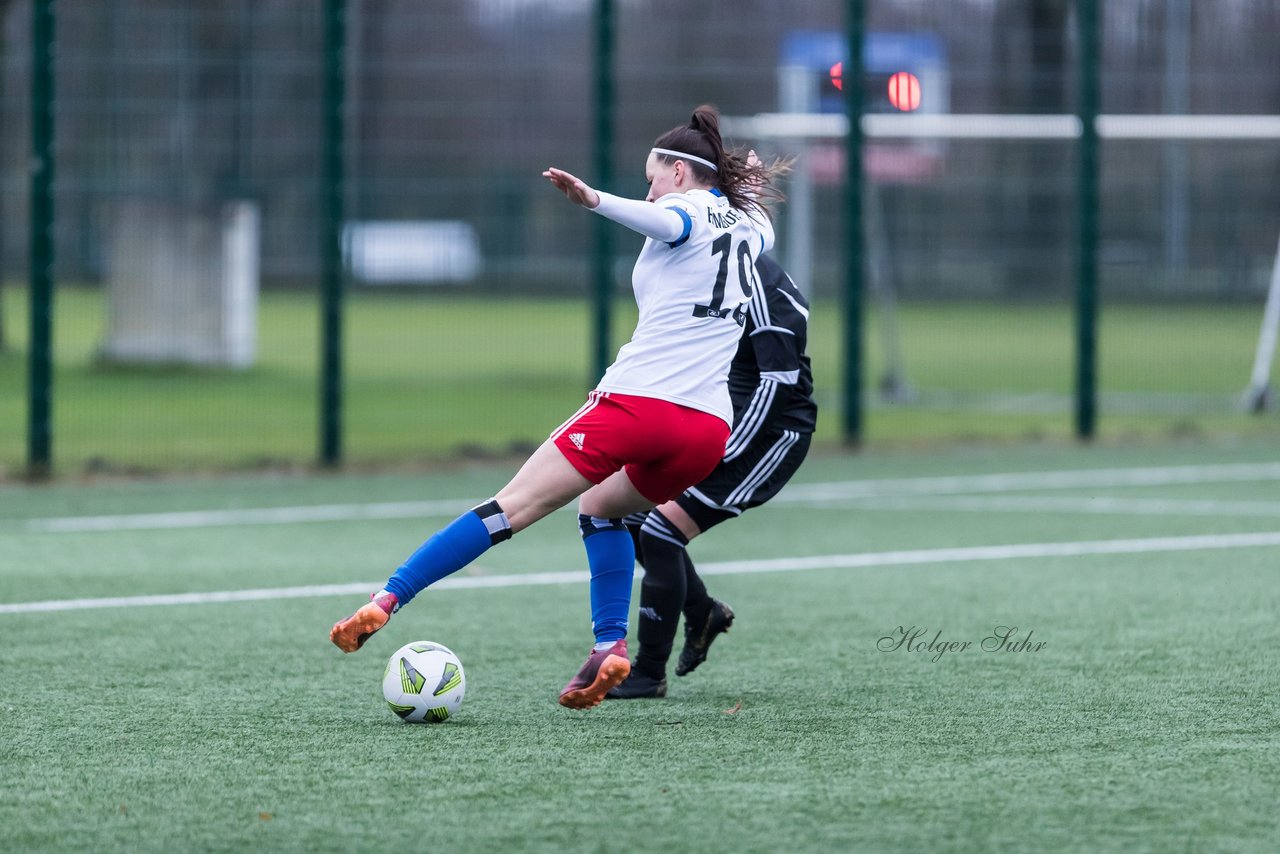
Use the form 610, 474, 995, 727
101, 199, 260, 369
724, 110, 1280, 416
1244, 232, 1280, 412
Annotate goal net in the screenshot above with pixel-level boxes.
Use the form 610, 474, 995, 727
1244, 233, 1280, 412
725, 111, 1280, 418
101, 200, 260, 369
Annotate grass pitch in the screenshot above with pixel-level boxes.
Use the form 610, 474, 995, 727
2, 441, 1279, 851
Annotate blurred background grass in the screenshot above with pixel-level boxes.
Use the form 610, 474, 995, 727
1, 284, 1272, 476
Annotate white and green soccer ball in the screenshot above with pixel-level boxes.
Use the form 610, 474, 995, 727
382, 641, 466, 724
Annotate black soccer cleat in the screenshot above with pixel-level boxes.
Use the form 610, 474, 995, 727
675, 598, 734, 677
605, 671, 668, 700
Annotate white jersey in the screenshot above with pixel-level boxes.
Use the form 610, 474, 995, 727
592, 187, 775, 425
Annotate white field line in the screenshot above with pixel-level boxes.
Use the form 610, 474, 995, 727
23, 498, 481, 533
771, 461, 1280, 502
17, 462, 1280, 534
806, 495, 1280, 518
3, 530, 1280, 615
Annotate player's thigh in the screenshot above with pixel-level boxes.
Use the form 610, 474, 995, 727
578, 469, 654, 520
494, 439, 594, 533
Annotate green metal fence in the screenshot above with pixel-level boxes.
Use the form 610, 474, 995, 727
1, 0, 1278, 478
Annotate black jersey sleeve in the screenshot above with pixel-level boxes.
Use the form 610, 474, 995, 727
723, 255, 812, 461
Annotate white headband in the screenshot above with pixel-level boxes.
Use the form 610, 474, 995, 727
651, 147, 718, 173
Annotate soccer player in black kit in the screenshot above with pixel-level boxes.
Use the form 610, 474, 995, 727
610, 253, 818, 698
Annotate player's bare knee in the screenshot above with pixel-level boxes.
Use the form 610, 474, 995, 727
655, 501, 702, 541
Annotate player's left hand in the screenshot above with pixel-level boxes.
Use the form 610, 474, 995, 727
543, 167, 601, 209
744, 149, 766, 187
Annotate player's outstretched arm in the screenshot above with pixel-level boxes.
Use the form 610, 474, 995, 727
544, 166, 687, 244
543, 167, 601, 209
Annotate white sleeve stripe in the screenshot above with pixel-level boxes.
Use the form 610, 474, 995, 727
727, 381, 773, 458
777, 287, 809, 319
750, 325, 795, 337
724, 379, 776, 461
760, 369, 800, 384
750, 277, 771, 327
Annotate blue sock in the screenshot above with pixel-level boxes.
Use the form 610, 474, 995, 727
384, 500, 511, 606
579, 515, 635, 643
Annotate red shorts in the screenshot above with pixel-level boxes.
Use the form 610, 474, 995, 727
550, 391, 730, 504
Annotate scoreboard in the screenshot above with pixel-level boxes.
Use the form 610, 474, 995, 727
781, 29, 949, 117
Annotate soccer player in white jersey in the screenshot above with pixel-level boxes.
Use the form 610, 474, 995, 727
610, 253, 817, 699
330, 105, 789, 709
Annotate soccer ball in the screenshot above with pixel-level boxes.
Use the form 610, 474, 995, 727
382, 641, 466, 724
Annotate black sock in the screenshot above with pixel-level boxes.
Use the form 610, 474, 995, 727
683, 551, 713, 621
623, 512, 647, 568
634, 511, 689, 679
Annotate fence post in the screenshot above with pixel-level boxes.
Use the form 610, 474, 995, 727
28, 0, 55, 478
1075, 0, 1099, 440
842, 0, 866, 446
320, 0, 346, 466
590, 0, 615, 385
0, 21, 6, 352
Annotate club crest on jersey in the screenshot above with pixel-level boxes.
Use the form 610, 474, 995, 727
568, 432, 586, 450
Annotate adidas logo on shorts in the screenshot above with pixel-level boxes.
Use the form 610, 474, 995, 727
568, 432, 586, 450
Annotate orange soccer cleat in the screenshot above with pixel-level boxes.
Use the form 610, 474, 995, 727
558, 639, 631, 709
329, 591, 398, 653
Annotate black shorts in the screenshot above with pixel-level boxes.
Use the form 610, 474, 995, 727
675, 428, 812, 532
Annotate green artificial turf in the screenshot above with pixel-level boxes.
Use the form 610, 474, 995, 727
2, 443, 1278, 851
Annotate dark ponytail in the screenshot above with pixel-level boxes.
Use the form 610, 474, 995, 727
651, 104, 790, 219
